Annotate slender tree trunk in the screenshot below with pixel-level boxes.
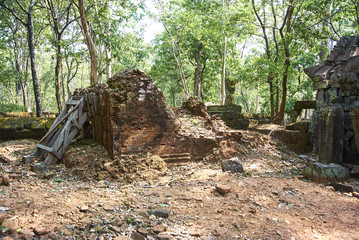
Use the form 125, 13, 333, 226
27, 4, 42, 117
194, 42, 202, 99
275, 78, 279, 114
55, 41, 63, 112
171, 86, 175, 106
255, 83, 259, 114
106, 47, 111, 79
269, 78, 275, 120
61, 60, 66, 103
220, 36, 227, 105
78, 0, 97, 86
273, 0, 294, 124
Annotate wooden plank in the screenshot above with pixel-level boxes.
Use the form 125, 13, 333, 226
52, 130, 65, 155
38, 104, 79, 144
66, 99, 81, 105
72, 95, 83, 100
62, 122, 70, 152
44, 153, 58, 165
36, 144, 53, 152
39, 105, 69, 145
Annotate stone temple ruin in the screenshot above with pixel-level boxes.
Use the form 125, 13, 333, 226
305, 36, 359, 164
30, 69, 268, 170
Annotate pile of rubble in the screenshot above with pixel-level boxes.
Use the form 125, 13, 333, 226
56, 70, 279, 181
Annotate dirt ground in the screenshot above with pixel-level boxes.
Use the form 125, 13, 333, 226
0, 139, 359, 240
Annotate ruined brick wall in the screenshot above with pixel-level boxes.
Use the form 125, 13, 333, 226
305, 36, 359, 164
92, 70, 178, 158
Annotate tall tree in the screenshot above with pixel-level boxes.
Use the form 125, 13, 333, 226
44, 0, 77, 111
0, 0, 43, 116
75, 0, 97, 86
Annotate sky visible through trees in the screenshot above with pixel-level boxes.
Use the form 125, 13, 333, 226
0, 0, 358, 121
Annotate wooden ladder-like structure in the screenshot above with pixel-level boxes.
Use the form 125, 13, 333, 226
33, 94, 90, 165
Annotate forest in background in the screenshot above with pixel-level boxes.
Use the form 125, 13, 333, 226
0, 0, 358, 123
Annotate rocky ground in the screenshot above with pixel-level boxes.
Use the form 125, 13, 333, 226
1, 137, 359, 240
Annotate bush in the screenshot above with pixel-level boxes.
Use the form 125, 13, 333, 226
0, 103, 26, 112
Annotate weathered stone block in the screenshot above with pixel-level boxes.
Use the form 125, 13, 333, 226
318, 104, 344, 164
349, 101, 359, 156
286, 120, 310, 133
221, 157, 244, 173
303, 160, 350, 183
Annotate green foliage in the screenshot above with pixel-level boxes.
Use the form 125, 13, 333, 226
0, 0, 357, 117
0, 103, 25, 112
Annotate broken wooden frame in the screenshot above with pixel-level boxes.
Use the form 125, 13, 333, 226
33, 93, 97, 165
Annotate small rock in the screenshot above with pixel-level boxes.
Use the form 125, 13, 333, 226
298, 154, 308, 160
22, 155, 34, 165
351, 165, 359, 178
188, 228, 201, 237
157, 232, 172, 240
1, 174, 10, 186
0, 206, 11, 213
111, 216, 123, 226
98, 180, 110, 187
48, 231, 61, 240
152, 224, 167, 234
0, 154, 10, 163
65, 225, 75, 230
327, 183, 354, 193
43, 171, 56, 179
33, 227, 50, 236
103, 204, 115, 211
138, 227, 148, 236
148, 209, 169, 218
114, 237, 132, 240
31, 163, 47, 172
120, 223, 130, 232
2, 237, 14, 240
0, 213, 5, 224
131, 231, 146, 240
108, 225, 122, 233
79, 205, 89, 212
2, 218, 19, 232
215, 184, 231, 194
221, 157, 244, 173
19, 228, 35, 240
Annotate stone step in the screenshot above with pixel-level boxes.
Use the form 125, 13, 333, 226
160, 153, 192, 164
160, 153, 191, 158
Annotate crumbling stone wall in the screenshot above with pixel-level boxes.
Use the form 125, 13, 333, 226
0, 115, 55, 140
305, 36, 359, 164
91, 70, 179, 159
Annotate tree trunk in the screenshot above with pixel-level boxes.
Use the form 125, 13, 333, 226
78, 0, 97, 86
273, 0, 294, 125
27, 3, 42, 117
220, 36, 227, 105
275, 78, 279, 114
254, 83, 259, 114
171, 86, 175, 106
194, 42, 202, 99
55, 41, 63, 112
269, 77, 275, 121
106, 47, 111, 79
